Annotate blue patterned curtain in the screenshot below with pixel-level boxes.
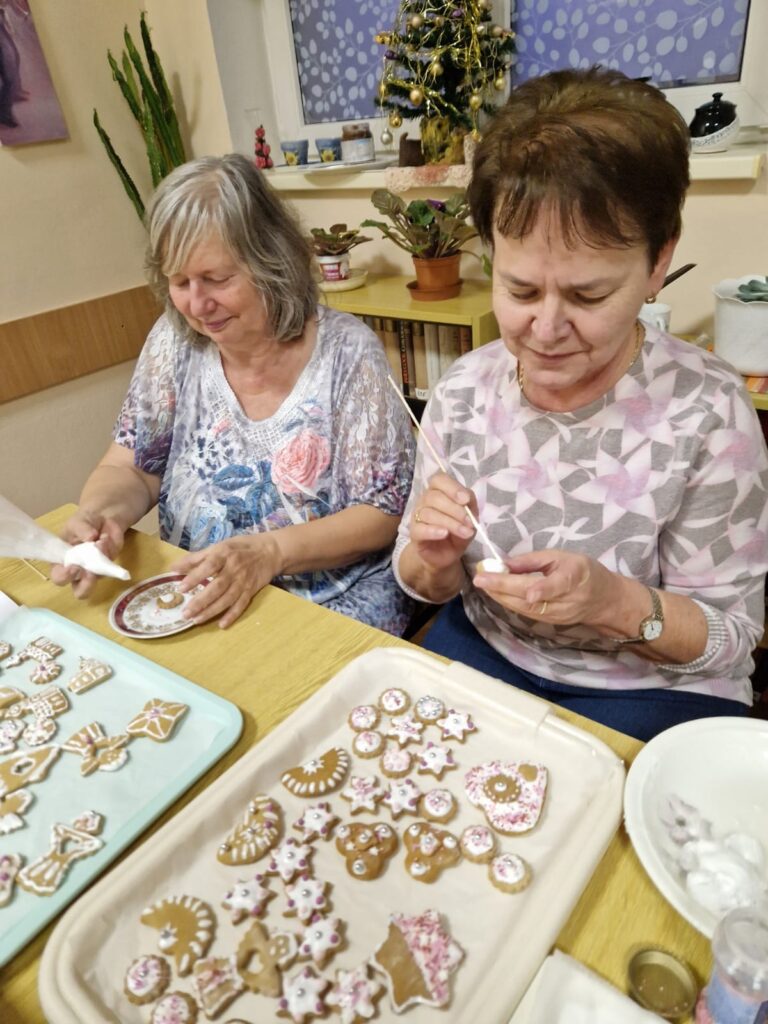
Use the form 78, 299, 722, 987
512, 0, 750, 88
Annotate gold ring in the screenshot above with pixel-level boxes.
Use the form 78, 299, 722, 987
539, 601, 548, 615
414, 509, 423, 524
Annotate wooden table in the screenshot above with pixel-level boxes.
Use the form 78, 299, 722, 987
0, 506, 710, 1023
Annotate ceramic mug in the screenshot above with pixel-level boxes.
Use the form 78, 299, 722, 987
639, 302, 671, 332
280, 139, 309, 166
316, 137, 342, 163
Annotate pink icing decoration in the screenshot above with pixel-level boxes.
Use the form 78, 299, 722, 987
327, 965, 382, 1024
151, 992, 194, 1023
422, 789, 456, 818
437, 708, 477, 741
379, 688, 409, 713
387, 713, 424, 747
341, 774, 385, 812
300, 915, 342, 964
491, 852, 528, 885
381, 746, 412, 774
279, 966, 328, 1021
386, 909, 463, 1006
268, 838, 312, 882
125, 955, 165, 996
464, 760, 548, 833
285, 875, 328, 922
383, 777, 421, 816
294, 802, 336, 840
352, 730, 384, 756
461, 824, 495, 857
416, 741, 456, 777
349, 705, 379, 731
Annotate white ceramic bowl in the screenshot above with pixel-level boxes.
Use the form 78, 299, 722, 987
623, 717, 768, 937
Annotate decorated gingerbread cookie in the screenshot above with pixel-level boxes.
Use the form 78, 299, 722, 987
348, 704, 380, 732
413, 694, 446, 726
436, 707, 477, 742
460, 823, 497, 863
29, 661, 62, 686
222, 874, 273, 924
237, 922, 298, 997
415, 741, 456, 780
284, 875, 329, 923
126, 699, 188, 742
192, 953, 244, 1018
267, 837, 313, 884
351, 729, 385, 760
0, 852, 23, 907
124, 954, 171, 1005
386, 713, 424, 748
420, 788, 458, 824
277, 965, 329, 1023
217, 795, 282, 865
150, 991, 198, 1024
464, 760, 548, 834
380, 745, 412, 779
299, 913, 344, 967
340, 774, 386, 815
489, 852, 532, 893
0, 745, 61, 797
21, 717, 57, 747
61, 722, 129, 775
326, 963, 383, 1024
140, 895, 215, 976
382, 777, 421, 819
281, 747, 350, 798
0, 788, 33, 835
0, 719, 23, 755
371, 909, 464, 1012
377, 687, 411, 715
293, 801, 338, 842
334, 822, 398, 881
403, 821, 461, 883
67, 656, 113, 695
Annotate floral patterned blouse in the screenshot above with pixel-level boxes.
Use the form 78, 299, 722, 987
394, 327, 768, 703
114, 307, 416, 635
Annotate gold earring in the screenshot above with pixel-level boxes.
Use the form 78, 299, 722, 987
645, 294, 657, 303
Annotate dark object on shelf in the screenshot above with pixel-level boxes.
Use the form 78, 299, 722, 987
689, 93, 739, 153
399, 133, 425, 167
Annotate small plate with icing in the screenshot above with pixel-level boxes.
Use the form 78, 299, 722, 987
108, 573, 208, 639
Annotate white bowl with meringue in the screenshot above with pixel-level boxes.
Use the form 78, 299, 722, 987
623, 717, 768, 937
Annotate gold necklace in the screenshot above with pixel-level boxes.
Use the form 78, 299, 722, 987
517, 320, 645, 400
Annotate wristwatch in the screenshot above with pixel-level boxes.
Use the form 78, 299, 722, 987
617, 587, 664, 644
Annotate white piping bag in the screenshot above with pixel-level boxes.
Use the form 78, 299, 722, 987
0, 495, 130, 581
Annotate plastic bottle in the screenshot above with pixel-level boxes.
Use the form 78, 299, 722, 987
695, 904, 768, 1024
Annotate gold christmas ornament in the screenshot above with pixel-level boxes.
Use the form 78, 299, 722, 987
492, 24, 504, 37
374, 33, 390, 45
494, 74, 506, 90
429, 60, 444, 77
471, 128, 482, 141
478, 0, 491, 9
389, 110, 403, 128
469, 92, 482, 111
410, 87, 424, 105
378, 79, 388, 99
410, 13, 423, 29
477, 23, 487, 36
435, 15, 445, 27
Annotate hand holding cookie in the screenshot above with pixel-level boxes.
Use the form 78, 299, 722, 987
50, 509, 125, 598
171, 533, 284, 629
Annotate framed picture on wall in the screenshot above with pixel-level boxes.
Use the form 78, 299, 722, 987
0, 0, 68, 146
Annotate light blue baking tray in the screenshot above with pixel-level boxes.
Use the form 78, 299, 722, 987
0, 606, 242, 967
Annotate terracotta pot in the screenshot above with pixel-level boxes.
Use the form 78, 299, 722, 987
410, 253, 462, 301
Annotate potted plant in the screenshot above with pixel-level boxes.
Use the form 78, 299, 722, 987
362, 189, 478, 299
308, 223, 371, 285
713, 274, 768, 375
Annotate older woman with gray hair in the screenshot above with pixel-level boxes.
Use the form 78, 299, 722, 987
53, 154, 415, 633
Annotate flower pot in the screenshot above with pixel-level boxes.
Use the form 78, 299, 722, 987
713, 276, 768, 375
316, 253, 350, 282
410, 254, 462, 301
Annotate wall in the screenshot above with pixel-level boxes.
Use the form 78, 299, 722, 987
0, 0, 231, 516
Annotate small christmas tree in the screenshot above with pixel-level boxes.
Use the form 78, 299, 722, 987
374, 0, 514, 161
254, 124, 273, 170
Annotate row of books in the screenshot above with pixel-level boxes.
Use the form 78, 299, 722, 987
362, 316, 473, 400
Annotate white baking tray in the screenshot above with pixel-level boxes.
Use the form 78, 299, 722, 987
39, 648, 624, 1023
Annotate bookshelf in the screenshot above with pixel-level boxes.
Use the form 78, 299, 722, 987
321, 274, 498, 403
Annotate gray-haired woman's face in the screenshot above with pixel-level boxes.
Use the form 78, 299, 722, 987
166, 236, 270, 349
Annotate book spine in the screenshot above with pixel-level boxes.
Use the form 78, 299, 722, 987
382, 317, 403, 387
458, 324, 473, 356
398, 319, 415, 396
437, 323, 461, 377
411, 320, 430, 400
424, 321, 441, 391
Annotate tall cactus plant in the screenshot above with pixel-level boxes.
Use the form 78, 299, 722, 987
93, 13, 187, 222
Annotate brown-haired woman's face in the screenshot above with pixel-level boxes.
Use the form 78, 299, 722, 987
491, 219, 674, 409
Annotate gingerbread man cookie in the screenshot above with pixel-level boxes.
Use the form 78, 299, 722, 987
334, 822, 398, 881
281, 747, 350, 798
217, 795, 282, 865
464, 760, 548, 834
140, 895, 215, 976
403, 821, 461, 883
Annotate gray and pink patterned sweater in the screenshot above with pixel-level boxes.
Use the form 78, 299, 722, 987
394, 327, 768, 703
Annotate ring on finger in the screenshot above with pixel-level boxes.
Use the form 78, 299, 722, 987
539, 601, 548, 615
414, 509, 423, 524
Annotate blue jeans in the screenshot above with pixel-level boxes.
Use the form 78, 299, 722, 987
421, 597, 748, 742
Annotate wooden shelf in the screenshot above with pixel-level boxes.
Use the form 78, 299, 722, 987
320, 274, 498, 347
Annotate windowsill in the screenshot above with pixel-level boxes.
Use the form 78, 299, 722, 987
268, 143, 766, 192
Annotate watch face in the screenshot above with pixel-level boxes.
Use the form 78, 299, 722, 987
642, 619, 663, 642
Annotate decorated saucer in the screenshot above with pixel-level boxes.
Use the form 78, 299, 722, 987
109, 573, 208, 639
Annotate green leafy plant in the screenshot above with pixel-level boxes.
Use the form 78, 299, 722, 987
93, 13, 187, 222
308, 224, 372, 256
736, 276, 768, 303
362, 189, 478, 259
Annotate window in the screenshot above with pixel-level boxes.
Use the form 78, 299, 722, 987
511, 1, 768, 127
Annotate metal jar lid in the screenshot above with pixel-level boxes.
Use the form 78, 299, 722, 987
627, 948, 698, 1020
